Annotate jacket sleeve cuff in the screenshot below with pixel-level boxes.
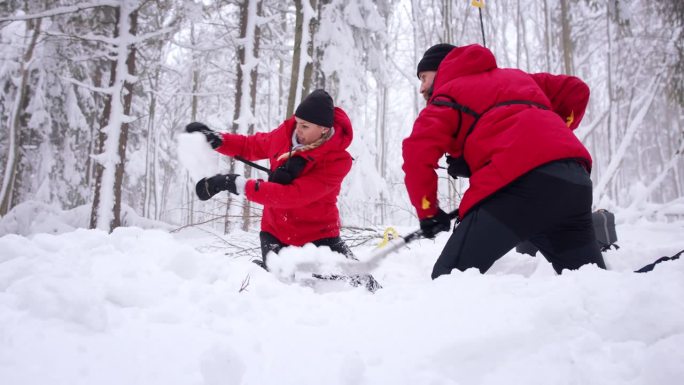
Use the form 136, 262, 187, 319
244, 179, 259, 197
235, 176, 247, 195
214, 133, 244, 157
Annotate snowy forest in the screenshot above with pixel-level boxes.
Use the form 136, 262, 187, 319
1, 0, 682, 233
2, 2, 684, 384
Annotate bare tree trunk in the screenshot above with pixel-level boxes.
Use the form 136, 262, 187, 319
542, 0, 551, 72
519, 0, 530, 69
279, 13, 286, 119
86, 65, 105, 189
375, 87, 387, 177
311, 0, 327, 90
241, 0, 263, 232
111, 9, 137, 229
442, 0, 452, 43
376, 86, 388, 224
457, 1, 471, 47
516, 0, 522, 67
559, 0, 574, 75
226, 0, 262, 233
226, 0, 249, 233
143, 66, 160, 219
604, 4, 616, 203
185, 23, 201, 225
89, 5, 138, 231
89, 62, 114, 229
301, 0, 317, 97
287, 0, 316, 117
152, 122, 161, 220
0, 18, 41, 216
287, 0, 304, 117
410, 0, 421, 117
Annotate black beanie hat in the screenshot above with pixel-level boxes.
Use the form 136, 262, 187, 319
294, 89, 334, 127
416, 43, 456, 78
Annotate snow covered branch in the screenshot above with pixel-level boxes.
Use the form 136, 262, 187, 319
0, 1, 119, 22
593, 76, 663, 204
61, 76, 115, 95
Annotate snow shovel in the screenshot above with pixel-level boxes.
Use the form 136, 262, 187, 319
337, 209, 460, 275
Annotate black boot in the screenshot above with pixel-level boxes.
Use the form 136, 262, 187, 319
252, 259, 268, 271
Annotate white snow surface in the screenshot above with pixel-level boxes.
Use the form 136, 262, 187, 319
1, 212, 683, 385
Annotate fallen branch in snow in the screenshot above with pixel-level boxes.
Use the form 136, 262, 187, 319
225, 246, 261, 260
170, 215, 226, 233
341, 226, 386, 248
239, 274, 250, 293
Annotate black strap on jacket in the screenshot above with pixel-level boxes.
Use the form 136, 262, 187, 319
431, 95, 550, 139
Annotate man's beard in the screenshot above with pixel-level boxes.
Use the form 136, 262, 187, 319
423, 85, 434, 102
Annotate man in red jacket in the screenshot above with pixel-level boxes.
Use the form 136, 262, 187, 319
187, 89, 379, 291
404, 43, 606, 278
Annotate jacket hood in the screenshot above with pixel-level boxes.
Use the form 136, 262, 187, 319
432, 44, 497, 91
332, 107, 353, 150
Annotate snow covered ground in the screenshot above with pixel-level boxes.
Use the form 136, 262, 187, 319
1, 206, 683, 385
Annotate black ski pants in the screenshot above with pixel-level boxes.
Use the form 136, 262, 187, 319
258, 232, 381, 292
432, 160, 606, 279
259, 231, 355, 264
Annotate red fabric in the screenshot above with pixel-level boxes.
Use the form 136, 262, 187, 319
403, 44, 592, 220
215, 107, 353, 246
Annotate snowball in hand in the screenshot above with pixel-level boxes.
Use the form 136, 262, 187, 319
177, 132, 220, 181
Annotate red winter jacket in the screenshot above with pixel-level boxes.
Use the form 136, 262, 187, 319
403, 44, 592, 220
215, 108, 353, 246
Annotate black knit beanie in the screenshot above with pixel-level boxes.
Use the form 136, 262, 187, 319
294, 89, 334, 127
416, 43, 456, 78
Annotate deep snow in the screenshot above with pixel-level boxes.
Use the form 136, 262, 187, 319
1, 206, 683, 385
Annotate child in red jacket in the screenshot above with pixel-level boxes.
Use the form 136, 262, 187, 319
404, 44, 606, 278
187, 90, 379, 291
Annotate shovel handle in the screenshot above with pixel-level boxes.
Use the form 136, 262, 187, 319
404, 209, 459, 243
336, 209, 460, 275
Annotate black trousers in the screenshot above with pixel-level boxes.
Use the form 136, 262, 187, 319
259, 231, 355, 265
258, 231, 381, 292
433, 160, 606, 279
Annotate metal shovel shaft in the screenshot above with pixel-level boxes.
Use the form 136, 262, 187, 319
340, 209, 459, 275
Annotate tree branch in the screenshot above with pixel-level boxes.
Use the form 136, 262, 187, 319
61, 76, 114, 94
0, 1, 119, 22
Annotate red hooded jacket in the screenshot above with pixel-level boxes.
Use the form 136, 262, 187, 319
403, 44, 592, 220
215, 107, 353, 246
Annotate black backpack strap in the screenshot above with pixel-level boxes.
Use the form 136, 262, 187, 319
431, 96, 550, 139
430, 95, 480, 139
430, 96, 481, 118
465, 99, 551, 136
490, 99, 550, 111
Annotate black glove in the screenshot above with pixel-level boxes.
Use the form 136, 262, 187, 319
268, 156, 307, 185
195, 174, 239, 201
446, 155, 471, 178
185, 122, 223, 149
420, 208, 452, 239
